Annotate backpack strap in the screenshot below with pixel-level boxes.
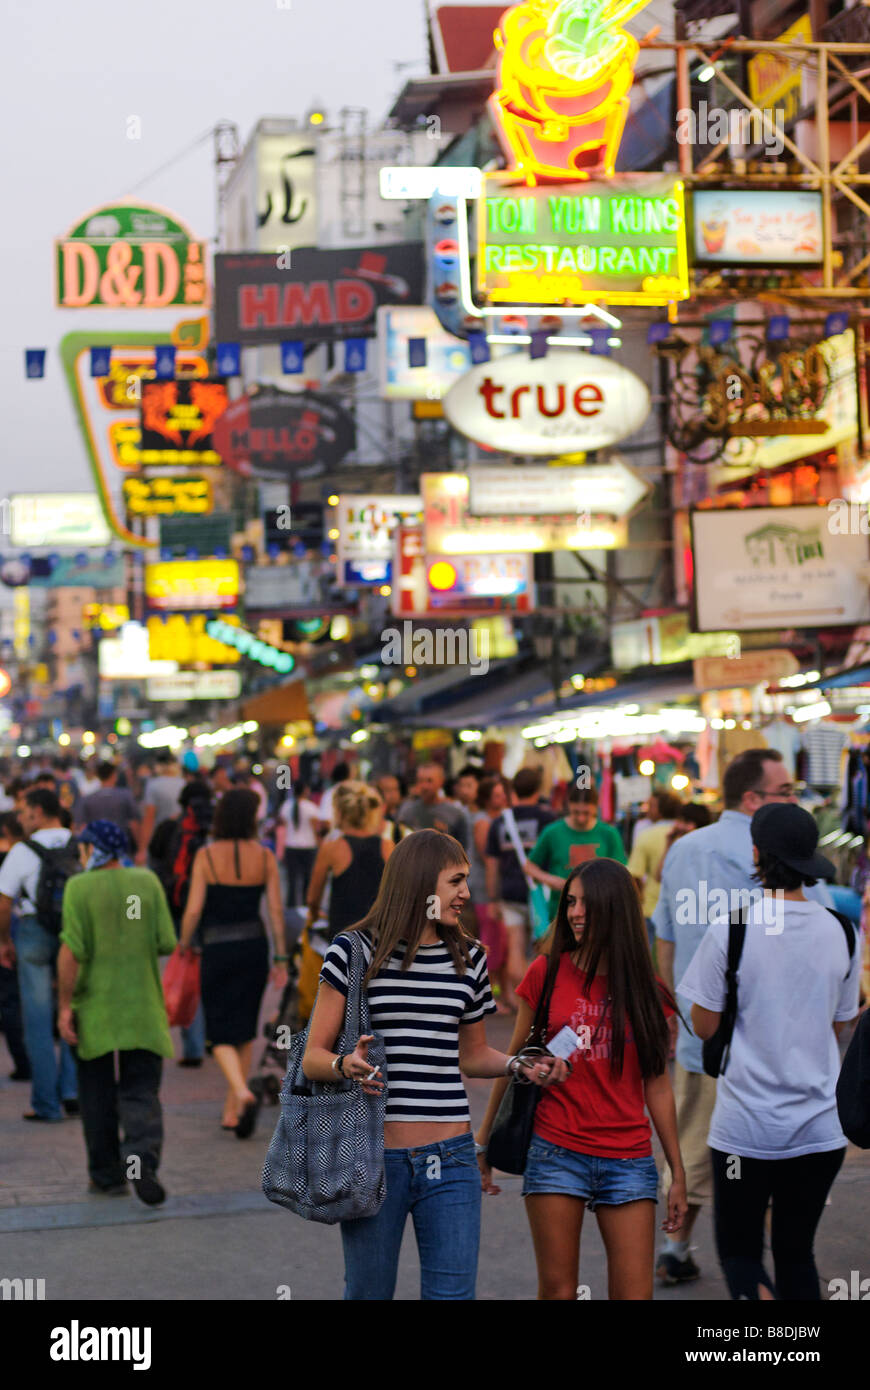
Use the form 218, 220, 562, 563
826, 909, 856, 979
26, 839, 50, 863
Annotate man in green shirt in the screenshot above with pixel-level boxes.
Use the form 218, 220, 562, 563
57, 820, 177, 1206
527, 785, 627, 911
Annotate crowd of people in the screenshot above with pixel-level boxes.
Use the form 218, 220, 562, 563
0, 743, 865, 1300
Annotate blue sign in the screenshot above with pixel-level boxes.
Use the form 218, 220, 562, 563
825, 311, 849, 339
154, 346, 177, 380
216, 342, 241, 376
25, 349, 46, 379
468, 332, 490, 364
408, 337, 427, 368
281, 340, 305, 374
90, 347, 111, 377
647, 323, 670, 345
530, 330, 549, 360
588, 329, 611, 356
345, 339, 367, 373
767, 315, 790, 341
708, 320, 733, 346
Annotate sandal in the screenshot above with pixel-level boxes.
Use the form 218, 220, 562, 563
235, 1098, 260, 1140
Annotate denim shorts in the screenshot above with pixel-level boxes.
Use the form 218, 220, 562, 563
522, 1134, 660, 1210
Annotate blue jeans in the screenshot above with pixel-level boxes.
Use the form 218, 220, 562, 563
341, 1132, 482, 1300
522, 1134, 660, 1210
15, 915, 77, 1118
181, 999, 206, 1060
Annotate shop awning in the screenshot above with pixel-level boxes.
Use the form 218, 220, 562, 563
241, 680, 310, 726
807, 665, 870, 689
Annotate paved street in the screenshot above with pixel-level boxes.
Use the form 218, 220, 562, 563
1, 997, 866, 1301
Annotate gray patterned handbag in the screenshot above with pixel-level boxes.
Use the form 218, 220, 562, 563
262, 932, 388, 1223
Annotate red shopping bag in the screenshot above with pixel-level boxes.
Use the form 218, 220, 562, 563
163, 946, 201, 1028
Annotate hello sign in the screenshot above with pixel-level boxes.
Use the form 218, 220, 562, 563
442, 348, 650, 454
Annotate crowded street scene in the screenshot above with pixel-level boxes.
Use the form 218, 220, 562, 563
1, 0, 870, 1360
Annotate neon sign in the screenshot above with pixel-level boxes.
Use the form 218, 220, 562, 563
56, 202, 208, 309
205, 619, 296, 674
488, 0, 651, 180
478, 173, 688, 304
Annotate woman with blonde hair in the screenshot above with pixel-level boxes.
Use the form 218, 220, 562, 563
304, 828, 561, 1299
305, 781, 392, 943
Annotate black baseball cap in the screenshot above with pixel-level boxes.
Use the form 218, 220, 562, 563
751, 803, 835, 880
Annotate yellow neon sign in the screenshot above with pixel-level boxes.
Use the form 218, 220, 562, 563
489, 0, 651, 181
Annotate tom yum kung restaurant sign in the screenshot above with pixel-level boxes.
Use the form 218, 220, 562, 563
478, 173, 689, 306
56, 202, 207, 309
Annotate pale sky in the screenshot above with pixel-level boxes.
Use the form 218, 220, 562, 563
0, 0, 439, 497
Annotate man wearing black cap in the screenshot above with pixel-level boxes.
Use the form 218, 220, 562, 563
679, 803, 860, 1300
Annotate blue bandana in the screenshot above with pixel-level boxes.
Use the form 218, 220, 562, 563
79, 820, 133, 870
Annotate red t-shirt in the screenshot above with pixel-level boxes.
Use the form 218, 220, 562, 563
515, 953, 674, 1160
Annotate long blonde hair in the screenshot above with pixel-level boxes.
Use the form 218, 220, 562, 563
347, 829, 476, 983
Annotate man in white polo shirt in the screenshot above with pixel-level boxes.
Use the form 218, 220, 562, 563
0, 788, 78, 1122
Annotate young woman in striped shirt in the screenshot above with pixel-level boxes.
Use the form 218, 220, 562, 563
303, 828, 563, 1301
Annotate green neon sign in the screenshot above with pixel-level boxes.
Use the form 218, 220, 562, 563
478, 172, 689, 306
206, 619, 296, 674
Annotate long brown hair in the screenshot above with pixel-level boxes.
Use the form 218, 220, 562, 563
347, 830, 476, 984
540, 858, 675, 1079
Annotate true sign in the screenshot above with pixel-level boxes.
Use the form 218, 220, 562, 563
442, 349, 650, 455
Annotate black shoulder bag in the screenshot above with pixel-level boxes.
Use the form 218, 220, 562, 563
485, 961, 559, 1175
701, 909, 747, 1079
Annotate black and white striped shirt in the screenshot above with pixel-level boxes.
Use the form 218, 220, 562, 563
320, 929, 497, 1123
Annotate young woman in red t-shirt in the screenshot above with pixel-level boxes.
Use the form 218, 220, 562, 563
477, 857, 688, 1299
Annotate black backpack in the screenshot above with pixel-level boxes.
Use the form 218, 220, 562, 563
702, 907, 856, 1078
837, 1010, 870, 1149
27, 838, 82, 935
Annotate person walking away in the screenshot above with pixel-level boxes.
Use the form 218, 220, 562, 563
315, 761, 351, 836
304, 829, 561, 1300
179, 790, 288, 1137
79, 760, 140, 847
306, 783, 392, 943
0, 789, 79, 1121
628, 790, 682, 952
476, 859, 687, 1299
680, 803, 860, 1299
0, 812, 30, 1080
161, 782, 214, 1067
652, 748, 832, 1286
469, 776, 511, 1014
397, 762, 469, 848
275, 781, 319, 907
485, 768, 555, 1009
56, 821, 176, 1204
526, 785, 626, 916
136, 751, 184, 866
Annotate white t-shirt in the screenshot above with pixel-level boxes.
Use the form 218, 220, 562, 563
278, 797, 320, 849
679, 898, 861, 1160
317, 786, 336, 827
0, 828, 74, 913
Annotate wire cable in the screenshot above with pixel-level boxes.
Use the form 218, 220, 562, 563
122, 127, 216, 197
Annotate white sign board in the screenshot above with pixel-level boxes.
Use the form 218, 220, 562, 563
336, 493, 423, 586
245, 563, 321, 609
99, 623, 178, 681
379, 166, 482, 201
442, 350, 650, 455
468, 461, 650, 518
692, 505, 870, 632
147, 670, 241, 701
10, 493, 111, 548
377, 305, 471, 401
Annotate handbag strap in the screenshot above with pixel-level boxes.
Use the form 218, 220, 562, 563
343, 931, 371, 1041
525, 953, 559, 1049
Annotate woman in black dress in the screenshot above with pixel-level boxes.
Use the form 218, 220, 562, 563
305, 782, 393, 943
180, 790, 288, 1137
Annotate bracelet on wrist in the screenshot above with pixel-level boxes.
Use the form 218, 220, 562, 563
504, 1054, 518, 1076
474, 1141, 487, 1156
273, 955, 289, 963
331, 1054, 345, 1077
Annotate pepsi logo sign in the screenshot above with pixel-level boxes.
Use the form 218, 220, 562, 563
442, 349, 650, 454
